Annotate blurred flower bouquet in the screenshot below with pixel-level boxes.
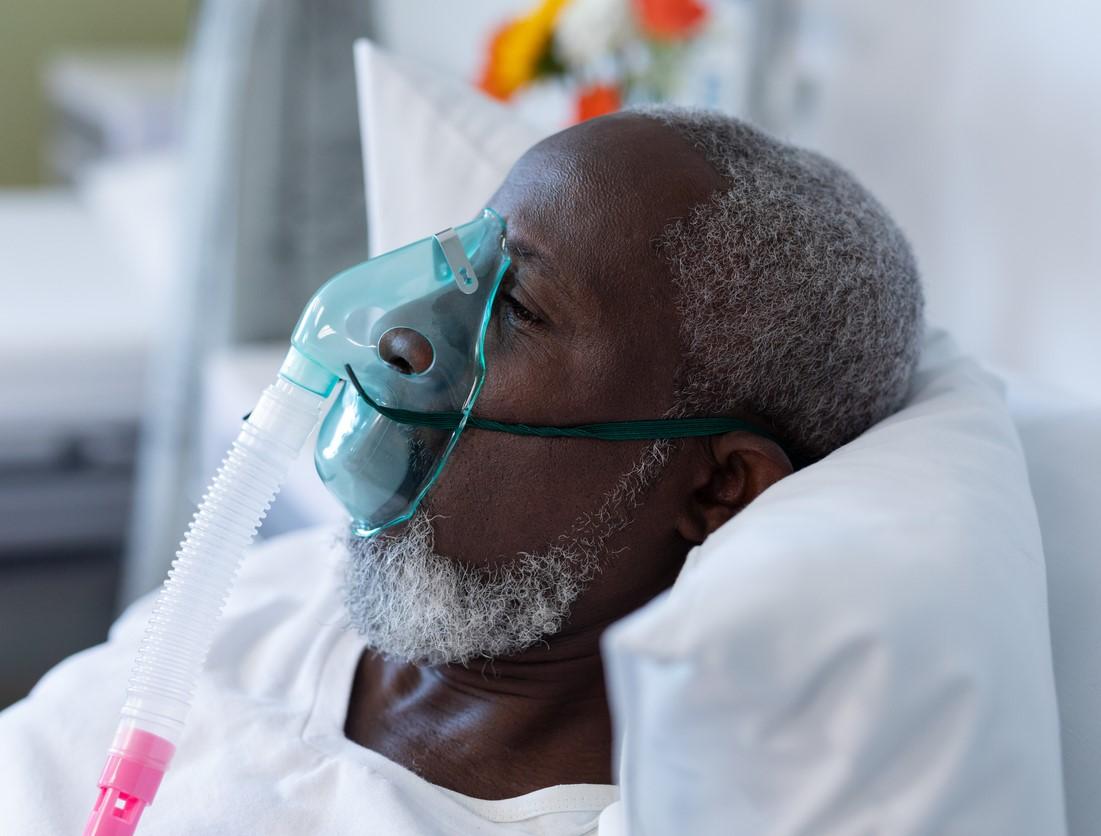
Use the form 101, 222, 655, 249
479, 0, 712, 122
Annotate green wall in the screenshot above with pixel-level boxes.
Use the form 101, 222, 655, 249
0, 0, 194, 185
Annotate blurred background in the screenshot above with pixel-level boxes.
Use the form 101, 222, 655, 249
1, 0, 1098, 709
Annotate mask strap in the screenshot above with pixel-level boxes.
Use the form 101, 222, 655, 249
345, 365, 792, 451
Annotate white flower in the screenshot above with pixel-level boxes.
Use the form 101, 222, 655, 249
555, 0, 635, 71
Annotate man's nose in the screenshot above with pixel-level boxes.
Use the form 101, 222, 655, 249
378, 327, 434, 375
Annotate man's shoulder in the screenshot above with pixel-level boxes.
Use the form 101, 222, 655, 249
195, 524, 351, 701
232, 525, 347, 612
104, 524, 346, 647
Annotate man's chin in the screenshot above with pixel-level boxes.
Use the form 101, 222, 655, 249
339, 509, 592, 665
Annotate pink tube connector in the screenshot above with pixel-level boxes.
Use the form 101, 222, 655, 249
84, 725, 175, 836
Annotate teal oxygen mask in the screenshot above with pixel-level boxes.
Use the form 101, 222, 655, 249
278, 209, 511, 537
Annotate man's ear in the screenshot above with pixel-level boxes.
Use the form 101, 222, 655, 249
675, 431, 793, 545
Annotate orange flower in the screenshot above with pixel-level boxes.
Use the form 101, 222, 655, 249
633, 0, 708, 39
479, 0, 570, 100
575, 83, 621, 122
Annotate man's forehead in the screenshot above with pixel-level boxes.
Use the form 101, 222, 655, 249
490, 114, 722, 293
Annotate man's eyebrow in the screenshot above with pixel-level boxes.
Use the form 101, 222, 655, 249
503, 231, 580, 307
505, 235, 547, 266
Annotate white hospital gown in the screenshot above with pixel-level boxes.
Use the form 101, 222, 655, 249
0, 527, 619, 835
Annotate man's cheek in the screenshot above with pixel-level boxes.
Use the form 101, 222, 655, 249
425, 429, 636, 563
423, 433, 560, 561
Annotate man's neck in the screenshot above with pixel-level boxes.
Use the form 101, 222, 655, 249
343, 624, 616, 799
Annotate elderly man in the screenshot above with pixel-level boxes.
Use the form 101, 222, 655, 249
0, 107, 922, 834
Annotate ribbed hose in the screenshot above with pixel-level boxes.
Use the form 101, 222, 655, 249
120, 377, 325, 742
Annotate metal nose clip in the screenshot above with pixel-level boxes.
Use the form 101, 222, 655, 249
434, 227, 479, 294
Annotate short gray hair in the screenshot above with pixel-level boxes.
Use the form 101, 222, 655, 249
635, 106, 924, 464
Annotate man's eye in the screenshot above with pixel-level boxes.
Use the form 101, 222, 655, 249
500, 292, 541, 326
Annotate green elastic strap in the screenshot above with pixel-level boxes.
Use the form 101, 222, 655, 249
345, 365, 784, 446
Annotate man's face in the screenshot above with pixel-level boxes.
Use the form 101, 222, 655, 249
345, 114, 724, 661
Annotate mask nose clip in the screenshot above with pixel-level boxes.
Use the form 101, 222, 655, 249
435, 227, 479, 294
378, 326, 435, 375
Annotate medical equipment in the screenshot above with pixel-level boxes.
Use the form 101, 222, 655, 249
84, 208, 782, 835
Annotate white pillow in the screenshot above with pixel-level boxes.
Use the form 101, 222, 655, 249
602, 331, 1066, 835
352, 41, 1067, 835
354, 39, 547, 256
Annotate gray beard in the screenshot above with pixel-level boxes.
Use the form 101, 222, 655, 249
341, 439, 672, 665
